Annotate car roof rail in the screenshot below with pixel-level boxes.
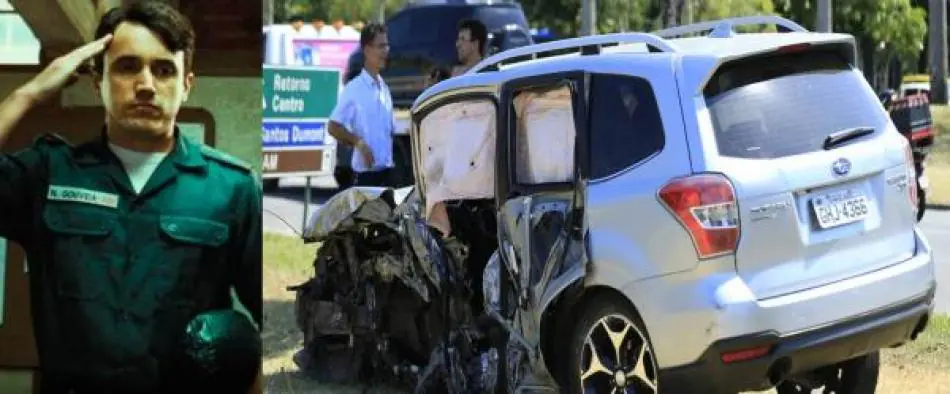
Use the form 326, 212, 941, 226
469, 32, 679, 73
653, 15, 808, 39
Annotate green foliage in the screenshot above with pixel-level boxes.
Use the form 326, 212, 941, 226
518, 0, 583, 36
690, 0, 776, 23
273, 0, 928, 75
274, 0, 402, 24
774, 0, 927, 65
519, 0, 778, 36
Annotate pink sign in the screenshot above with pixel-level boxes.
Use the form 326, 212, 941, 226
292, 38, 360, 73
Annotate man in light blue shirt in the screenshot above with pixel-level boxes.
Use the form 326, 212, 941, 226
327, 23, 396, 187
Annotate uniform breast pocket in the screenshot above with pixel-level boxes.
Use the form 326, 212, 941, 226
43, 205, 118, 300
158, 215, 230, 261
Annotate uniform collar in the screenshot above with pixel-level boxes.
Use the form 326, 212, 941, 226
76, 125, 207, 172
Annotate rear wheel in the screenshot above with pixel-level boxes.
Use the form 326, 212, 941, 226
563, 296, 659, 394
776, 351, 880, 394
917, 186, 926, 222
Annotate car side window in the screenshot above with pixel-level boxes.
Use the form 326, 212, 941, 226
512, 83, 577, 185
589, 74, 666, 179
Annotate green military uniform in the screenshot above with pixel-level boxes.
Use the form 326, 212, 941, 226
0, 127, 262, 393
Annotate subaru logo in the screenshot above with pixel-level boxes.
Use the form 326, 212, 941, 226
832, 158, 852, 176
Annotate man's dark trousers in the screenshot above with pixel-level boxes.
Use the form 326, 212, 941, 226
354, 168, 394, 187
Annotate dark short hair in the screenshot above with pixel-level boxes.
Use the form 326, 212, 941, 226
360, 23, 387, 49
458, 18, 488, 56
288, 15, 305, 23
93, 0, 196, 75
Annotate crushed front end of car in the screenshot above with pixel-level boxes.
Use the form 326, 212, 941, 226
288, 186, 503, 393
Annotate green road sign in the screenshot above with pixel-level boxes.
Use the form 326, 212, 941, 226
262, 65, 340, 120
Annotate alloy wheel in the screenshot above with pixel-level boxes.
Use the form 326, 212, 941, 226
579, 314, 658, 394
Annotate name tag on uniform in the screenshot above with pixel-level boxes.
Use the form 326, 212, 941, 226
47, 185, 119, 208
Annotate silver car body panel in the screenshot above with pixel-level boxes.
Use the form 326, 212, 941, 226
407, 19, 936, 381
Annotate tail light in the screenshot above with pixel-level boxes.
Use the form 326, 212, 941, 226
658, 174, 739, 259
904, 141, 919, 214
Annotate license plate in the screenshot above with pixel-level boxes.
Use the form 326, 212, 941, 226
812, 190, 871, 229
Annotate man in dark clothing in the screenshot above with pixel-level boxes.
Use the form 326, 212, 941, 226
0, 1, 262, 393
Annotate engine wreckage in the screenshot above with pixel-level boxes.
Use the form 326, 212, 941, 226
289, 186, 506, 393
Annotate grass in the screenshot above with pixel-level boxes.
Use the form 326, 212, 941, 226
881, 314, 950, 370
926, 105, 950, 206
261, 238, 950, 393
261, 232, 324, 393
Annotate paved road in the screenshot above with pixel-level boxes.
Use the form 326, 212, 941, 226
264, 176, 950, 314
924, 207, 950, 315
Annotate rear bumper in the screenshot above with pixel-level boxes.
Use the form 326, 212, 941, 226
658, 286, 935, 394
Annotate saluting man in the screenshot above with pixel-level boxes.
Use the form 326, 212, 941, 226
0, 1, 262, 393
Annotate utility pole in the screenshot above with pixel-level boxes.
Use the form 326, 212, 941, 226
930, 0, 948, 103
263, 0, 273, 26
378, 0, 386, 24
684, 0, 692, 25
816, 0, 832, 32
581, 0, 597, 36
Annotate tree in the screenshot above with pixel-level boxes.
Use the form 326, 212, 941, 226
775, 0, 927, 89
520, 0, 778, 36
689, 0, 776, 25
273, 0, 402, 24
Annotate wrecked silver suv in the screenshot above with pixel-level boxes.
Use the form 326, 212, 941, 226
291, 16, 936, 394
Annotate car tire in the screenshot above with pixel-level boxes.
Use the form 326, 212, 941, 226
562, 295, 660, 394
917, 186, 926, 222
776, 351, 880, 394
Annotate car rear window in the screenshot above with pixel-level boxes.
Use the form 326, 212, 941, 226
703, 48, 889, 159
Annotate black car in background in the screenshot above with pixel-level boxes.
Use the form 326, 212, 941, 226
333, 0, 533, 189
344, 0, 532, 104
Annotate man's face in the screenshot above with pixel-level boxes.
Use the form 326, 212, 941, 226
456, 28, 478, 62
95, 21, 193, 140
364, 33, 389, 71
291, 20, 304, 31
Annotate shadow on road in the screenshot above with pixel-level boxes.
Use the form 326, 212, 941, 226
265, 185, 340, 206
